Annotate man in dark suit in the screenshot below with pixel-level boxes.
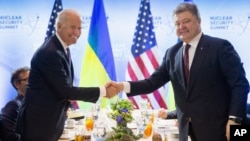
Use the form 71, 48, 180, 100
109, 2, 249, 141
0, 67, 29, 141
16, 9, 118, 141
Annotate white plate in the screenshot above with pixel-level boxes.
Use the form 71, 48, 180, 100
60, 133, 74, 140
58, 138, 75, 141
64, 125, 75, 129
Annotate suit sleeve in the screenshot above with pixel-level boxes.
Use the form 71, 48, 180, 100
36, 48, 100, 103
219, 40, 249, 118
166, 110, 178, 119
0, 101, 21, 141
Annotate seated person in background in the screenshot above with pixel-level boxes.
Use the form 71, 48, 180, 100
158, 108, 177, 119
158, 108, 178, 126
0, 66, 30, 141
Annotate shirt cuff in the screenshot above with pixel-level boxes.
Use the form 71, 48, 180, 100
229, 115, 242, 120
229, 115, 243, 124
99, 86, 106, 97
122, 82, 130, 93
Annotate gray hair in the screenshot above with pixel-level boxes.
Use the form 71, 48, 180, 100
55, 9, 82, 29
173, 2, 201, 20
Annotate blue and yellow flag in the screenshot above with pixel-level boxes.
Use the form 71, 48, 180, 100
78, 0, 117, 109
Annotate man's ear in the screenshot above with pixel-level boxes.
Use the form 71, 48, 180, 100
13, 80, 20, 89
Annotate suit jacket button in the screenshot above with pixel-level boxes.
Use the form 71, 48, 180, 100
186, 117, 191, 122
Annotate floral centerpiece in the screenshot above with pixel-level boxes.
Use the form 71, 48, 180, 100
104, 99, 142, 141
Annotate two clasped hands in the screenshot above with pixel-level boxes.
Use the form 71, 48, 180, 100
104, 81, 124, 98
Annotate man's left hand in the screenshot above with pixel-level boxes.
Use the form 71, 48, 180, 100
226, 119, 240, 141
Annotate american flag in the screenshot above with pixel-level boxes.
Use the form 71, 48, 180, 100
125, 0, 167, 109
45, 0, 63, 41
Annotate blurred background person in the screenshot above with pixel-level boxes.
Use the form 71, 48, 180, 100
158, 108, 177, 120
0, 66, 29, 141
158, 109, 178, 127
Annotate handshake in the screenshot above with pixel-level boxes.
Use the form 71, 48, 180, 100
104, 81, 124, 98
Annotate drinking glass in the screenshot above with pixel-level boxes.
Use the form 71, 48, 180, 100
75, 134, 84, 141
91, 104, 100, 120
135, 114, 146, 135
139, 99, 148, 110
85, 115, 94, 131
74, 125, 84, 141
144, 122, 153, 138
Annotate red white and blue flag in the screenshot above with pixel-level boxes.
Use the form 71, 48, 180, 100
45, 0, 63, 41
125, 0, 167, 109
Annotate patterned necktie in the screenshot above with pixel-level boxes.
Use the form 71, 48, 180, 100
184, 44, 191, 85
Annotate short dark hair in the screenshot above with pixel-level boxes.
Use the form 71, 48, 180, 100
10, 66, 30, 90
173, 2, 201, 20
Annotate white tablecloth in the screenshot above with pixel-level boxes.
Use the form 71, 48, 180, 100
59, 109, 181, 141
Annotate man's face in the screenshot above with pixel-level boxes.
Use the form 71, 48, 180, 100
57, 15, 82, 46
16, 71, 29, 96
174, 11, 201, 43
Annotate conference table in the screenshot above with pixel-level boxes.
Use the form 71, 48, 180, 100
58, 109, 182, 141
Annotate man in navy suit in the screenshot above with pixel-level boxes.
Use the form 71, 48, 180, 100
109, 2, 249, 141
16, 9, 118, 141
0, 67, 29, 141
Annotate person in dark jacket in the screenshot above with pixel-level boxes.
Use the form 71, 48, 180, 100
109, 2, 249, 141
0, 66, 29, 141
15, 9, 118, 141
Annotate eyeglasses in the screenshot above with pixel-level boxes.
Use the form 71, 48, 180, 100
18, 78, 28, 82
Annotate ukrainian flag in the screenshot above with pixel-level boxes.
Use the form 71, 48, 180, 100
78, 0, 117, 109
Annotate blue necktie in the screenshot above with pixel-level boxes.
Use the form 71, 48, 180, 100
66, 48, 71, 65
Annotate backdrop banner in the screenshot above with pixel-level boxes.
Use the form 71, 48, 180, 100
0, 0, 250, 108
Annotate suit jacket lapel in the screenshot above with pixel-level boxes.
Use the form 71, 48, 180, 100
53, 35, 74, 84
174, 44, 187, 89
188, 35, 208, 94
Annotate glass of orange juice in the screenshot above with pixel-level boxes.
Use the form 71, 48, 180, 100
85, 115, 94, 131
75, 134, 84, 141
74, 126, 84, 141
144, 123, 153, 138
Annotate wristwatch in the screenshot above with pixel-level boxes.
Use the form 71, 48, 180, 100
229, 117, 242, 124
